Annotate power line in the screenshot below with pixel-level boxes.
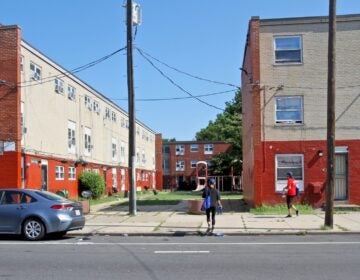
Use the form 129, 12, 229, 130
110, 89, 235, 101
19, 47, 127, 88
136, 47, 224, 111
136, 47, 239, 89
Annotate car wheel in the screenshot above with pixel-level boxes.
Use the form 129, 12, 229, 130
23, 218, 46, 241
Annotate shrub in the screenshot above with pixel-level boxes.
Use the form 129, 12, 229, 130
79, 171, 105, 199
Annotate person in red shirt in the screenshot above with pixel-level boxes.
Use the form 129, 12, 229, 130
283, 172, 299, 217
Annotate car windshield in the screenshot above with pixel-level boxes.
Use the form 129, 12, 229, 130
34, 191, 67, 201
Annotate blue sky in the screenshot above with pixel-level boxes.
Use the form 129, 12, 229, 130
1, 0, 360, 140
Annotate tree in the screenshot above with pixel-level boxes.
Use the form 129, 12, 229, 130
195, 89, 242, 175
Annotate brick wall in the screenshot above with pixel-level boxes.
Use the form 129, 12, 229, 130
0, 25, 21, 188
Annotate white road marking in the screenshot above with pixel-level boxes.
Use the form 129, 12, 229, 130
154, 251, 209, 254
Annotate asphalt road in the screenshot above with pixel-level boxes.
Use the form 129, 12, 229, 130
0, 235, 359, 280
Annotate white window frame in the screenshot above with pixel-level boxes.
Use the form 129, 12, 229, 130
274, 35, 302, 64
105, 108, 111, 120
84, 127, 92, 156
190, 144, 199, 152
176, 144, 185, 156
68, 121, 76, 154
275, 96, 303, 124
55, 166, 64, 180
275, 154, 304, 192
176, 160, 185, 171
30, 62, 41, 80
20, 56, 24, 72
204, 144, 213, 154
68, 85, 76, 101
85, 95, 93, 110
68, 167, 76, 180
141, 150, 146, 166
93, 100, 100, 115
21, 102, 25, 145
120, 141, 125, 163
191, 160, 198, 168
111, 111, 117, 122
112, 138, 117, 161
54, 78, 64, 94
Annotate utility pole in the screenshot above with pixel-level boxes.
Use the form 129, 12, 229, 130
325, 0, 336, 228
126, 0, 136, 215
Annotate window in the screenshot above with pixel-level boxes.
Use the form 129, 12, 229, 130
141, 150, 146, 166
105, 108, 111, 120
54, 78, 64, 94
21, 102, 25, 144
55, 166, 64, 180
191, 160, 198, 168
93, 101, 100, 115
68, 121, 76, 154
275, 154, 304, 192
176, 160, 185, 171
190, 144, 199, 152
111, 111, 117, 122
204, 144, 213, 154
176, 144, 185, 155
275, 96, 303, 124
274, 36, 302, 64
84, 127, 92, 155
112, 138, 117, 161
162, 159, 170, 170
20, 56, 24, 72
68, 85, 76, 101
120, 141, 125, 163
163, 145, 170, 153
30, 62, 41, 80
85, 95, 92, 110
121, 118, 125, 127
68, 167, 76, 180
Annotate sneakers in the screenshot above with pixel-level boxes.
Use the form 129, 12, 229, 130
286, 214, 292, 218
296, 210, 299, 216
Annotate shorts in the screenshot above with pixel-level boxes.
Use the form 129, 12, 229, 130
286, 195, 295, 209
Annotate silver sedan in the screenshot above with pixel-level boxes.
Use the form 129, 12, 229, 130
0, 189, 85, 241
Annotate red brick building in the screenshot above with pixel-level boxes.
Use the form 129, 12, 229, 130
242, 15, 360, 207
162, 141, 232, 191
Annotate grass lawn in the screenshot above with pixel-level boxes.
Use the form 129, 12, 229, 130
250, 203, 315, 215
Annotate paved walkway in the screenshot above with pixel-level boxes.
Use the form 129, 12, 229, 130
69, 199, 360, 236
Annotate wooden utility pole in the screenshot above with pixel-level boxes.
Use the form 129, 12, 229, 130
126, 0, 136, 215
325, 0, 336, 228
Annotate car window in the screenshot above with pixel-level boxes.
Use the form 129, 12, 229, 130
0, 190, 4, 204
20, 193, 37, 204
35, 191, 67, 201
3, 191, 21, 205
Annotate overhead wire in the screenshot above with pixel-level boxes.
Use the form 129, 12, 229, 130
136, 47, 239, 89
136, 47, 225, 111
19, 47, 127, 88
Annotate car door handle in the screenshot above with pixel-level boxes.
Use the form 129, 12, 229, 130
17, 206, 26, 210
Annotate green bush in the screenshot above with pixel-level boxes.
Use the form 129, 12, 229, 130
79, 171, 105, 199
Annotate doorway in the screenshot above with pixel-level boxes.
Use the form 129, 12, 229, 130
41, 161, 48, 190
334, 153, 348, 201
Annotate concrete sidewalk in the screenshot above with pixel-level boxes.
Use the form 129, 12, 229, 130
70, 199, 360, 236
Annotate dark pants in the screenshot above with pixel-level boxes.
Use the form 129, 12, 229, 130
286, 195, 295, 209
206, 206, 216, 226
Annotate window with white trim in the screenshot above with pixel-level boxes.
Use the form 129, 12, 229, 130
20, 56, 24, 72
120, 141, 125, 163
84, 127, 92, 156
176, 160, 185, 171
30, 62, 41, 80
121, 118, 125, 127
54, 78, 64, 94
105, 108, 111, 120
141, 150, 146, 166
21, 102, 25, 144
85, 95, 92, 110
93, 100, 100, 115
68, 167, 76, 180
112, 138, 117, 161
176, 144, 185, 155
68, 121, 76, 154
190, 144, 199, 152
55, 166, 64, 180
275, 96, 303, 124
111, 111, 117, 122
68, 85, 76, 101
274, 36, 302, 64
275, 154, 304, 192
204, 144, 213, 154
191, 160, 198, 168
